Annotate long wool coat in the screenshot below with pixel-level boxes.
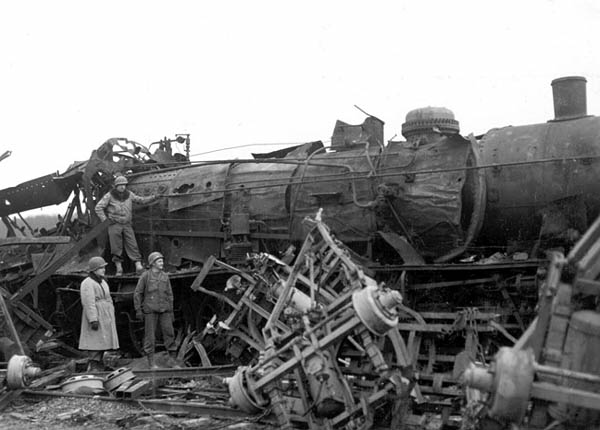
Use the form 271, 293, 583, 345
79, 276, 120, 350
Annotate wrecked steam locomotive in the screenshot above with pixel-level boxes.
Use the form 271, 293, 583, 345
2, 76, 600, 428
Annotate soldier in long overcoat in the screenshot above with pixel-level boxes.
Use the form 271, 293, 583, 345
79, 256, 119, 371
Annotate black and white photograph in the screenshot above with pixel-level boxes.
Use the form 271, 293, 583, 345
1, 1, 600, 429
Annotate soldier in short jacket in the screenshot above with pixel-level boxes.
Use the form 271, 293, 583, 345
95, 175, 157, 275
133, 251, 176, 367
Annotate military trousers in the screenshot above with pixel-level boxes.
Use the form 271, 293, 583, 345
108, 223, 142, 262
143, 312, 176, 355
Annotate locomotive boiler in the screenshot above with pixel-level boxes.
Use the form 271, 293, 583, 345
114, 76, 600, 271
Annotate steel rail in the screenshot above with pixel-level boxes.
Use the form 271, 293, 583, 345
71, 364, 238, 379
22, 389, 264, 420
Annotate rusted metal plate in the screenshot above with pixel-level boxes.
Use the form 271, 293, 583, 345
381, 136, 471, 257
252, 140, 323, 159
228, 161, 296, 228
479, 116, 600, 243
167, 164, 228, 212
0, 174, 78, 217
331, 116, 384, 149
289, 147, 380, 242
157, 235, 220, 266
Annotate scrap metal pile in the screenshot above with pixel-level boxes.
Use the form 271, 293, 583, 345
217, 210, 412, 429
460, 213, 600, 429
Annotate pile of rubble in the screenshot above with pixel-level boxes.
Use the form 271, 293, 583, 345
1, 352, 275, 430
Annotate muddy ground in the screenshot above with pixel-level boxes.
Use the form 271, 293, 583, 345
1, 396, 275, 430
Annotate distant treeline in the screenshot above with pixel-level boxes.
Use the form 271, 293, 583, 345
0, 213, 61, 237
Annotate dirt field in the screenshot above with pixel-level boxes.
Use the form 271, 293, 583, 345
0, 396, 274, 430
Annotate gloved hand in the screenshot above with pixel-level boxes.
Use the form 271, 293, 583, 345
136, 311, 144, 320
90, 321, 99, 331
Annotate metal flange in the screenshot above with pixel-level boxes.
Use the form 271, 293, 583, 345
227, 367, 269, 414
6, 355, 41, 389
61, 375, 105, 393
464, 347, 534, 423
489, 347, 534, 422
352, 285, 402, 336
104, 367, 136, 391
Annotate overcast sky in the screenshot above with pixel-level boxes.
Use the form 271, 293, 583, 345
1, 0, 600, 215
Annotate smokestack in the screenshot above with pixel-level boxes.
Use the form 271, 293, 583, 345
551, 76, 588, 121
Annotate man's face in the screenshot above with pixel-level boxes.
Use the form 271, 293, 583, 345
116, 184, 126, 192
94, 266, 106, 276
153, 258, 164, 270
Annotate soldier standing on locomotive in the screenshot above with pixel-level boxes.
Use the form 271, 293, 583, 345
95, 175, 157, 276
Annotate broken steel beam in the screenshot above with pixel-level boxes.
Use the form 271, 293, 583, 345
72, 364, 238, 379
0, 236, 72, 247
0, 289, 25, 355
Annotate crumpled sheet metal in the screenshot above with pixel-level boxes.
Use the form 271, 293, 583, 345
168, 164, 228, 212
381, 136, 472, 257
0, 173, 79, 217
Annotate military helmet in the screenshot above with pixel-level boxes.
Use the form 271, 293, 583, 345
148, 251, 164, 266
114, 176, 128, 186
88, 256, 108, 272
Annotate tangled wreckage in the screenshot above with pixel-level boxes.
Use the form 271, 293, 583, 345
2, 76, 600, 429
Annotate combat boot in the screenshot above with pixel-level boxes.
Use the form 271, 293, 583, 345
135, 261, 144, 274
147, 353, 158, 369
86, 359, 103, 373
168, 351, 181, 368
115, 261, 123, 276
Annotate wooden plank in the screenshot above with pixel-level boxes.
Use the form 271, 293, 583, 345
0, 292, 25, 354
0, 236, 72, 247
193, 340, 212, 367
14, 301, 54, 331
574, 277, 600, 295
500, 287, 525, 331
531, 382, 600, 411
0, 389, 21, 412
11, 220, 110, 303
530, 257, 563, 360
28, 369, 71, 389
568, 213, 600, 262
190, 255, 216, 291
